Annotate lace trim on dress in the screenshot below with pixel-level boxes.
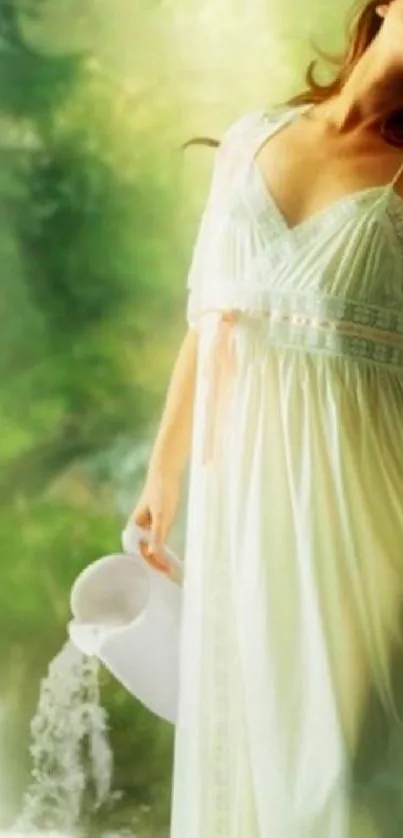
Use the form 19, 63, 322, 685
386, 193, 403, 247
201, 295, 403, 466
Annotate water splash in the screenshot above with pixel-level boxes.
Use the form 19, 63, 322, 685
12, 640, 115, 836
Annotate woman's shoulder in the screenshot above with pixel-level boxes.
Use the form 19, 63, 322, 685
219, 103, 290, 151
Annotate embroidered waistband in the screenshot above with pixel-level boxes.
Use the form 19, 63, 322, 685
201, 298, 403, 466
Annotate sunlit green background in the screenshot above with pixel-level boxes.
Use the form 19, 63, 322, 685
0, 0, 350, 834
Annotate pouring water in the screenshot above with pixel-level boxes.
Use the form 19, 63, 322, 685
11, 641, 114, 837
5, 522, 183, 836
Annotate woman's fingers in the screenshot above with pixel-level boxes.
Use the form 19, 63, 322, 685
128, 474, 180, 574
138, 538, 170, 573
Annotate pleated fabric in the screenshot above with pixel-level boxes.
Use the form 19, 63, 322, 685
170, 103, 403, 837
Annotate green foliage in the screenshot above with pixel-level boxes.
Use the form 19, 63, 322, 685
0, 0, 185, 830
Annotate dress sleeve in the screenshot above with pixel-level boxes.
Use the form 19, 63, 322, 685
185, 160, 219, 328
185, 109, 266, 328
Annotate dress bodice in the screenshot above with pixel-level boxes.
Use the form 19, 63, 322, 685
186, 105, 403, 328
185, 105, 403, 465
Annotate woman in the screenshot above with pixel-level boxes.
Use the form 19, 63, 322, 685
130, 0, 403, 834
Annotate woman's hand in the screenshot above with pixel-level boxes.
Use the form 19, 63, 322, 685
127, 465, 182, 573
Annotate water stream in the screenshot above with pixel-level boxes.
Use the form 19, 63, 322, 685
9, 641, 116, 837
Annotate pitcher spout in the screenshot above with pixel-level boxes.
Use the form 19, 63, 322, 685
68, 618, 123, 657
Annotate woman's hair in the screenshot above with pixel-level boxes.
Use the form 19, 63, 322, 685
182, 0, 403, 153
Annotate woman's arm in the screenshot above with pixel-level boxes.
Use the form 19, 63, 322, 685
147, 325, 198, 480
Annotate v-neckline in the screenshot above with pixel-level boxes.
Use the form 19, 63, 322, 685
251, 104, 403, 235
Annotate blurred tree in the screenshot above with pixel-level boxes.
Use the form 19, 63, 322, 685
0, 1, 184, 499
0, 0, 182, 829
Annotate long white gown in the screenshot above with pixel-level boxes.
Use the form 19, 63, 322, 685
169, 103, 403, 837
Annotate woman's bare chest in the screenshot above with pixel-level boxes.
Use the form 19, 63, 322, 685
253, 107, 403, 231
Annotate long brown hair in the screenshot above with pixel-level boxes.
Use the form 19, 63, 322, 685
182, 0, 403, 153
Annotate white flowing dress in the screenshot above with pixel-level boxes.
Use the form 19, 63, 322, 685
169, 103, 403, 838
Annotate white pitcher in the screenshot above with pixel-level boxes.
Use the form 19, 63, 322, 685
68, 522, 183, 725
